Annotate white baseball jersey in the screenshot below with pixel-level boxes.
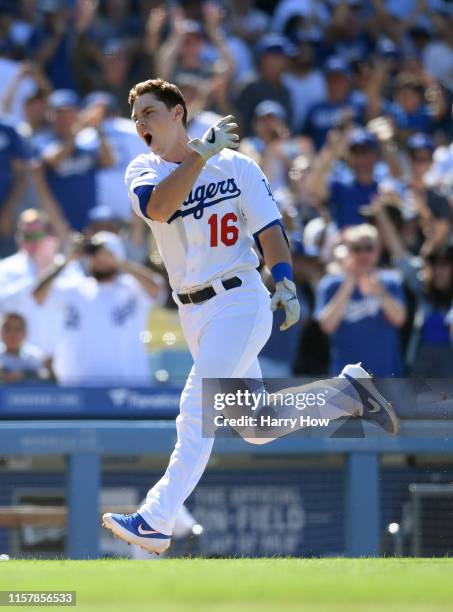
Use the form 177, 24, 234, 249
125, 149, 281, 293
0, 252, 83, 357
47, 274, 154, 385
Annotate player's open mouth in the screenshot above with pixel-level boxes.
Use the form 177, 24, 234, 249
144, 133, 153, 146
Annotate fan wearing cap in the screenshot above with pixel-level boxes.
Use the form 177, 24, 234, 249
240, 99, 305, 194
33, 231, 165, 385
303, 55, 367, 149
401, 133, 451, 256
307, 127, 385, 229
83, 204, 148, 265
33, 88, 114, 237
236, 34, 295, 136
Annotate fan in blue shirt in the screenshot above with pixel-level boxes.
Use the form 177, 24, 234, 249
330, 129, 381, 228
303, 56, 367, 149
34, 90, 114, 232
323, 1, 375, 65
27, 5, 77, 90
315, 224, 406, 377
382, 72, 446, 138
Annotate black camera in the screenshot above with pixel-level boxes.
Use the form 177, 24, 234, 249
83, 239, 103, 256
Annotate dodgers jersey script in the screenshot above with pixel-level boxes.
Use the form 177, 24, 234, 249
125, 148, 281, 292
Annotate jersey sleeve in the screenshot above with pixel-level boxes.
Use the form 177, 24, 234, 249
237, 156, 281, 235
125, 156, 161, 220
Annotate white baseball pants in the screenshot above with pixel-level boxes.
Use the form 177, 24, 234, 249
139, 270, 273, 535
138, 270, 362, 535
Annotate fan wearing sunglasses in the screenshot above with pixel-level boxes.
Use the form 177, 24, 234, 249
315, 223, 407, 376
0, 209, 80, 360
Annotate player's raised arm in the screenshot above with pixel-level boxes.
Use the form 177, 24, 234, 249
128, 79, 238, 223
144, 151, 206, 223
152, 116, 239, 222
143, 116, 238, 223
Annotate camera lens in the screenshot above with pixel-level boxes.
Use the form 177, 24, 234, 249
84, 241, 102, 256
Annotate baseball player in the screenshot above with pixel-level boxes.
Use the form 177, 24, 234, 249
102, 78, 398, 554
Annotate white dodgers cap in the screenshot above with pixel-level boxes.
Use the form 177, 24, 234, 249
90, 231, 126, 260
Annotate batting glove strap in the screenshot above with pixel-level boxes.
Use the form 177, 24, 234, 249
270, 277, 301, 331
187, 115, 239, 161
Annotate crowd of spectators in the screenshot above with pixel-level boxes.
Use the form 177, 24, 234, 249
1, 0, 453, 384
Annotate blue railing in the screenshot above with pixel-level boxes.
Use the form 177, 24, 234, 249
2, 408, 453, 558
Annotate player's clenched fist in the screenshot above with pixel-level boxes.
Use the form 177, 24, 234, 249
188, 115, 239, 161
270, 278, 301, 331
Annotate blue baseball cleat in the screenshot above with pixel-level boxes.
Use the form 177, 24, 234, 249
341, 363, 400, 435
102, 512, 171, 554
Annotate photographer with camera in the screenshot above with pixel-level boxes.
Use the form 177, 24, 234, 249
32, 231, 166, 385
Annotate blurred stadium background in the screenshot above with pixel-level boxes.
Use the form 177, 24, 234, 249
2, 0, 453, 559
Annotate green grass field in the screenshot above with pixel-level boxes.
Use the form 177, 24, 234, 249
1, 558, 453, 611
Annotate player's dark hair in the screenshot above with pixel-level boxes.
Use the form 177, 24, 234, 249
128, 78, 188, 128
